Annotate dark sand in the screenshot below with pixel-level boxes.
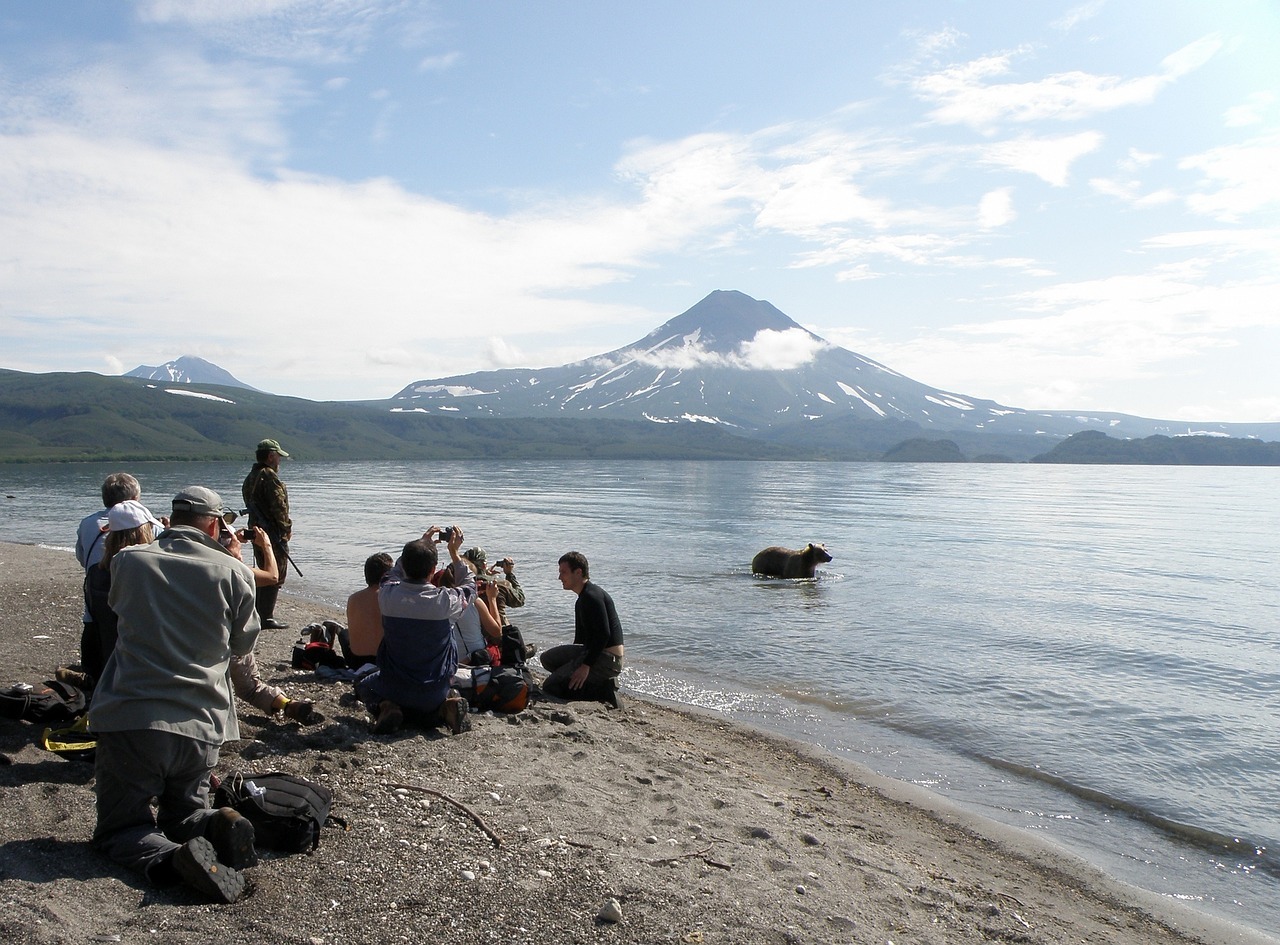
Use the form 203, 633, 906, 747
1, 541, 1273, 945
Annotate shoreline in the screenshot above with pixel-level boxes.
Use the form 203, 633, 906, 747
1, 539, 1275, 945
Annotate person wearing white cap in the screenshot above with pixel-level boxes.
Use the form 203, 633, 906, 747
89, 485, 261, 904
79, 499, 166, 686
69, 473, 166, 686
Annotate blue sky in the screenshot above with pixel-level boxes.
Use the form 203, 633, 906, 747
1, 1, 1276, 420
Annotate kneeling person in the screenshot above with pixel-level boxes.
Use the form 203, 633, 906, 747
541, 551, 624, 708
89, 487, 260, 903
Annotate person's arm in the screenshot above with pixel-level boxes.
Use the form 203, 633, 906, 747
246, 527, 279, 587
497, 559, 525, 608
476, 581, 502, 641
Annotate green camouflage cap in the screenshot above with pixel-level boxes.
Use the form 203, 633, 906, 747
257, 438, 289, 457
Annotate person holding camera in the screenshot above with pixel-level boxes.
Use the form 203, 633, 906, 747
461, 548, 526, 626
355, 525, 474, 735
216, 517, 321, 726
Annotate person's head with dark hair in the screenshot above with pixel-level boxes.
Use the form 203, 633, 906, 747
558, 551, 589, 580
364, 552, 394, 587
401, 539, 437, 582
101, 472, 141, 508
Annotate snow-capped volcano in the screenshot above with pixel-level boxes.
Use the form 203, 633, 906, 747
390, 290, 1264, 440
392, 290, 1020, 432
125, 356, 258, 391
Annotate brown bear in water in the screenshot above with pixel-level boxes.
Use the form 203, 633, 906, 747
751, 543, 833, 578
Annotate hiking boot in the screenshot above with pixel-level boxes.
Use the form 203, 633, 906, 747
261, 618, 289, 630
55, 666, 93, 689
372, 700, 403, 734
205, 807, 258, 870
523, 643, 538, 660
282, 699, 323, 725
171, 837, 246, 904
441, 691, 470, 736
603, 679, 622, 711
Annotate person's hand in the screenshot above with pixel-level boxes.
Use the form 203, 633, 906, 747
482, 580, 498, 602
498, 557, 515, 574
568, 663, 590, 690
160, 515, 171, 529
424, 526, 441, 544
250, 526, 270, 549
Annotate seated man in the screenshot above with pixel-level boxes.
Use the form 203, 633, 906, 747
540, 551, 625, 709
355, 526, 474, 735
217, 518, 321, 725
342, 553, 393, 669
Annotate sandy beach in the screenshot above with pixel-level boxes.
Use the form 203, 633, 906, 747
0, 540, 1273, 945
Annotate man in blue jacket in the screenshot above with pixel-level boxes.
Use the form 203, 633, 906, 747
355, 524, 474, 735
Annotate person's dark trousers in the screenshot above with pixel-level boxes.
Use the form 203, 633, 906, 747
539, 644, 622, 701
253, 540, 288, 620
92, 729, 221, 882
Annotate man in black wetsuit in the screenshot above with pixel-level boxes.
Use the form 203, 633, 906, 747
540, 551, 624, 708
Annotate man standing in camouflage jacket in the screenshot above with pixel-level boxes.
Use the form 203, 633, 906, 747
242, 438, 292, 629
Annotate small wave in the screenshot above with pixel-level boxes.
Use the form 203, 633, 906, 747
976, 753, 1280, 877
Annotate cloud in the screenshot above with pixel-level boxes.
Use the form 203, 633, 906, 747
736, 328, 826, 369
1052, 0, 1107, 33
622, 328, 826, 372
913, 37, 1221, 131
1224, 91, 1276, 128
980, 132, 1103, 185
134, 0, 422, 63
419, 51, 462, 72
977, 187, 1016, 228
1179, 134, 1280, 222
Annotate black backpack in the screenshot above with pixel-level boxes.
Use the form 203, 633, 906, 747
213, 771, 342, 853
1, 680, 87, 724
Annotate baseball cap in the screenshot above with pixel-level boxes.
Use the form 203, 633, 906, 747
106, 499, 163, 533
462, 547, 487, 568
257, 438, 289, 457
171, 486, 232, 517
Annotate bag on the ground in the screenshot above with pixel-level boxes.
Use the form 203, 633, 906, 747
500, 624, 530, 670
40, 713, 96, 761
1, 679, 87, 724
292, 623, 348, 672
471, 665, 529, 714
214, 771, 342, 853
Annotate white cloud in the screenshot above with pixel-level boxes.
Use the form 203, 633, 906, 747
134, 0, 420, 63
736, 328, 826, 369
977, 187, 1016, 228
622, 328, 826, 372
914, 37, 1220, 131
1224, 91, 1276, 128
1180, 135, 1280, 222
419, 51, 462, 72
980, 131, 1102, 185
1052, 0, 1107, 33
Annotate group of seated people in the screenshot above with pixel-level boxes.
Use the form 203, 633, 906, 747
340, 524, 534, 735
68, 473, 624, 742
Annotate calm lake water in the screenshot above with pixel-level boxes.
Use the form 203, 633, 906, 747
2, 460, 1277, 935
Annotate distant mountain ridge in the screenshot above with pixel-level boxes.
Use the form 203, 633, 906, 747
126, 356, 258, 392
391, 290, 1276, 442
